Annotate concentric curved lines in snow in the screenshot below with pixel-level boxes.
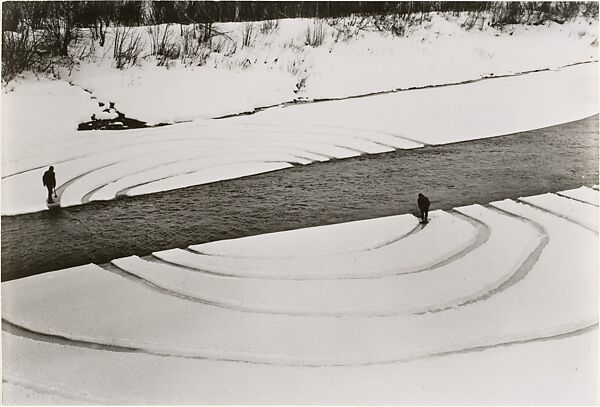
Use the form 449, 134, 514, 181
190, 214, 421, 259
2, 139, 234, 213
2, 376, 115, 405
518, 193, 599, 233
3, 320, 597, 371
96, 161, 298, 202
2, 130, 184, 179
2, 134, 111, 179
62, 147, 312, 206
174, 212, 487, 280
556, 186, 599, 207
152, 210, 481, 280
58, 141, 230, 206
222, 122, 425, 149
155, 124, 403, 154
122, 161, 291, 198
4, 122, 418, 215
1, 125, 344, 178
423, 206, 550, 313
112, 205, 540, 317
2, 118, 431, 217
80, 144, 321, 203
2, 195, 597, 367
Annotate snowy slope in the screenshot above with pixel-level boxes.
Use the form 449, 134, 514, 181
64, 15, 598, 124
3, 328, 597, 405
2, 61, 597, 216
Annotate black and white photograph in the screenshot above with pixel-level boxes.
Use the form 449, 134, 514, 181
1, 0, 598, 404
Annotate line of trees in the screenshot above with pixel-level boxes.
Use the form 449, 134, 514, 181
3, 1, 598, 31
2, 1, 597, 84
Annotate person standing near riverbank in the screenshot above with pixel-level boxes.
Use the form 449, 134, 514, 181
418, 193, 430, 223
42, 166, 56, 203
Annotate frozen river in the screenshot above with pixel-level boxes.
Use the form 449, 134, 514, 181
1, 115, 598, 281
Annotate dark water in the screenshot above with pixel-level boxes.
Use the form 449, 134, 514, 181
2, 115, 598, 281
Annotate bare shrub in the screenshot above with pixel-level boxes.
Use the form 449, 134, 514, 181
40, 2, 79, 56
180, 25, 211, 66
147, 24, 181, 66
89, 18, 109, 47
582, 2, 599, 18
1, 29, 51, 83
305, 19, 326, 46
329, 14, 371, 42
260, 19, 280, 35
223, 38, 238, 56
488, 2, 581, 27
283, 38, 303, 51
211, 37, 227, 53
371, 13, 432, 37
461, 11, 487, 30
287, 57, 302, 76
242, 22, 255, 48
113, 26, 144, 69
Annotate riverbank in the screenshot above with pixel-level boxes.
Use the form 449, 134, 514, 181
3, 186, 597, 404
2, 114, 597, 282
2, 61, 597, 216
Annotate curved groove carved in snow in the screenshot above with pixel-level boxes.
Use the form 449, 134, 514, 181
189, 214, 421, 259
1, 197, 596, 366
152, 210, 481, 280
111, 206, 540, 317
556, 186, 599, 207
518, 193, 599, 233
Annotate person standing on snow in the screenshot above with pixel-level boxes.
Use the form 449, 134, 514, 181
42, 166, 56, 203
417, 193, 430, 223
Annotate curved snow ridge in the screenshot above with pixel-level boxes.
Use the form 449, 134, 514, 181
3, 306, 597, 367
2, 129, 216, 179
112, 206, 540, 317
83, 145, 322, 202
3, 375, 122, 405
153, 210, 480, 280
3, 318, 597, 369
123, 161, 294, 198
190, 214, 420, 258
1, 125, 418, 215
3, 327, 598, 405
1, 196, 597, 367
115, 160, 298, 199
1, 123, 360, 177
445, 206, 550, 310
211, 122, 425, 149
557, 186, 599, 207
518, 193, 599, 233
60, 148, 313, 207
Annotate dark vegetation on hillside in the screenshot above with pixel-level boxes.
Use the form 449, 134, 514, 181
2, 1, 598, 84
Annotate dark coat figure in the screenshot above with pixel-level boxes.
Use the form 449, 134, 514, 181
42, 166, 56, 203
417, 193, 430, 223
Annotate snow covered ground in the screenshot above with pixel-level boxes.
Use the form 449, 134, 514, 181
2, 61, 597, 216
2, 11, 598, 403
2, 188, 598, 404
57, 15, 600, 124
1, 14, 598, 215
